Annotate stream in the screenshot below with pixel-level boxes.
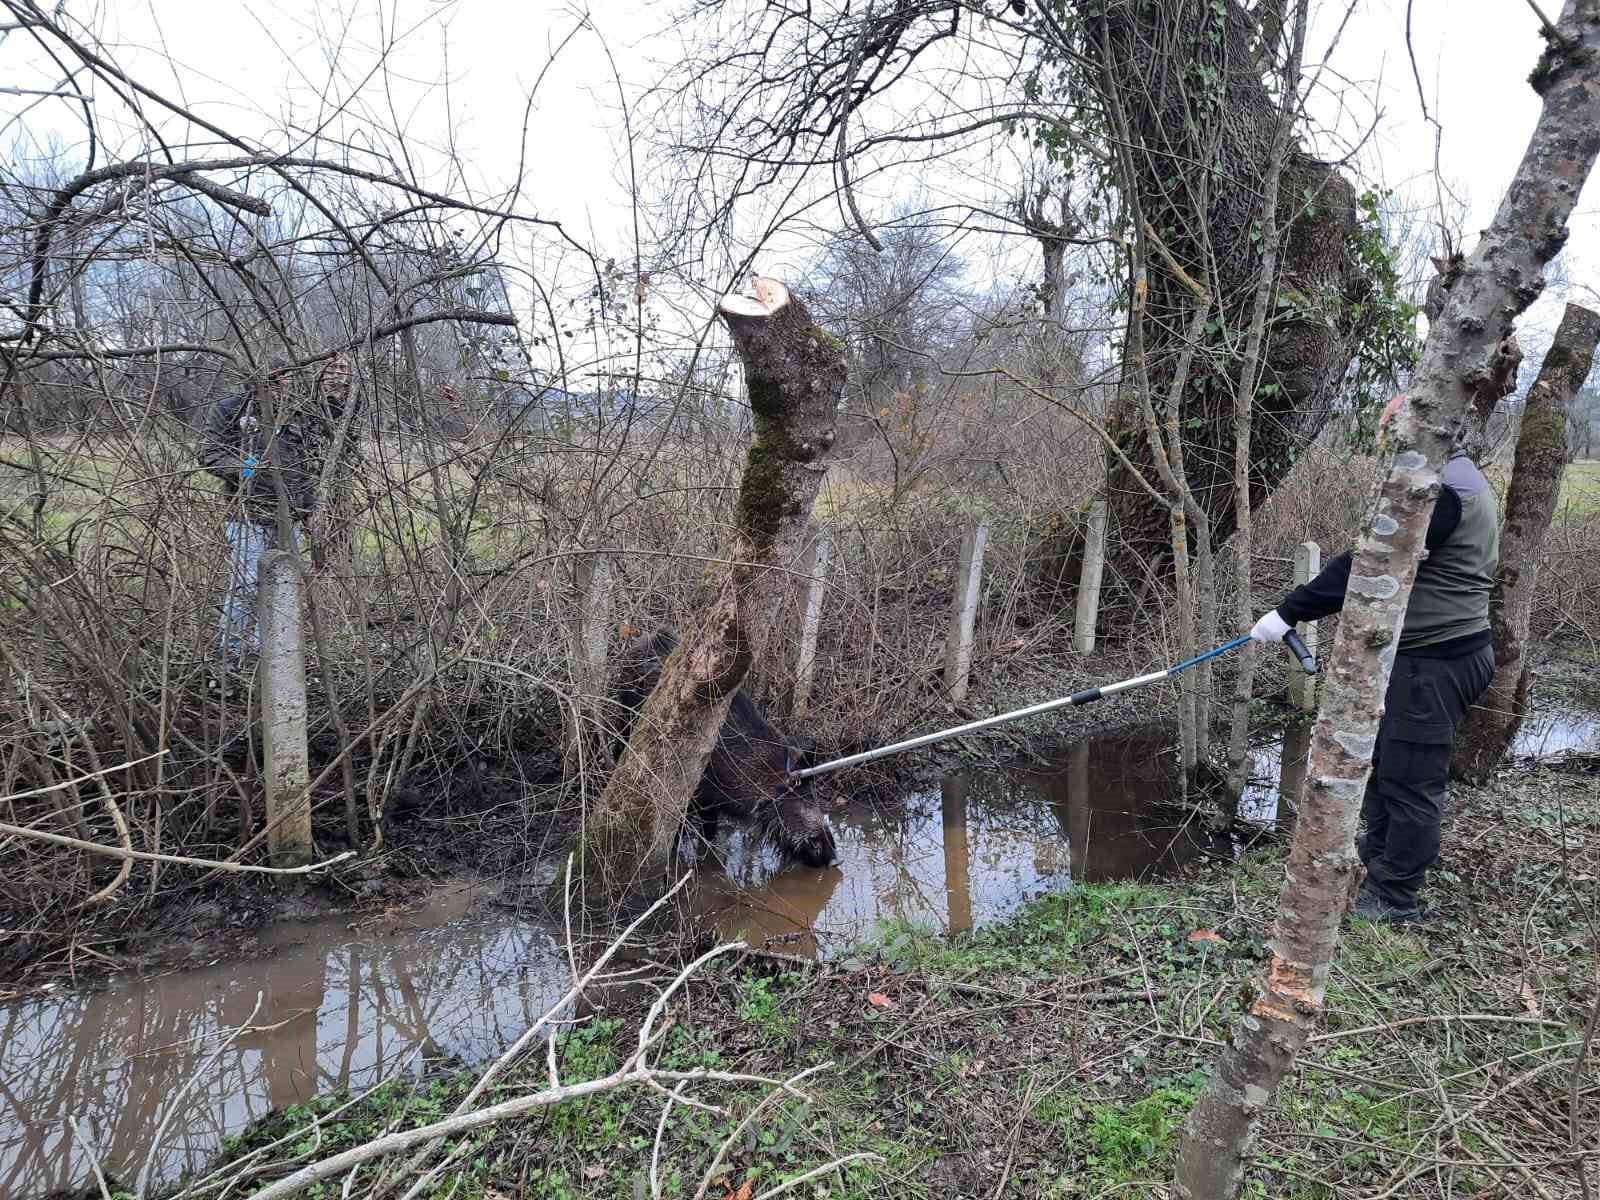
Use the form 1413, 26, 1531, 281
3, 711, 1595, 1197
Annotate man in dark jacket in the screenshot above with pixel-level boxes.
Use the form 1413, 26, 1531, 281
1249, 395, 1499, 924
200, 354, 352, 660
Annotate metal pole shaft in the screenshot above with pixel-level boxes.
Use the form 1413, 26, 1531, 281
796, 664, 1198, 781
790, 633, 1269, 783
790, 689, 1102, 781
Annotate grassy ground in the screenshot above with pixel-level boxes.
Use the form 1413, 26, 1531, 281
164, 755, 1600, 1200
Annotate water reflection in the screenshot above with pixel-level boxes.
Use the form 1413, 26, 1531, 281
1238, 719, 1313, 827
1513, 706, 1600, 758
697, 725, 1227, 958
0, 884, 570, 1199
941, 778, 973, 934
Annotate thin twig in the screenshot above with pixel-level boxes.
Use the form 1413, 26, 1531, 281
694, 1063, 832, 1200
652, 1082, 691, 1200
991, 1072, 1039, 1200
0, 818, 355, 875
137, 993, 265, 1197
0, 750, 167, 802
749, 1153, 887, 1200
1309, 1013, 1572, 1044
1572, 984, 1600, 1200
1525, 0, 1564, 42
69, 1118, 113, 1200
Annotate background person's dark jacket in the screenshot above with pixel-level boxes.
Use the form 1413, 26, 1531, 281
198, 383, 347, 524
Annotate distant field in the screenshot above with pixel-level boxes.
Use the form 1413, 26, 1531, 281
7, 437, 1599, 539
1559, 460, 1600, 516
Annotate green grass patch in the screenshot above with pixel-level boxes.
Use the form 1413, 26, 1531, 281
737, 973, 801, 1038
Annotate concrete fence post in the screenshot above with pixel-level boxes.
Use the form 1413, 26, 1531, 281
1074, 500, 1107, 654
564, 551, 616, 772
944, 520, 990, 703
574, 551, 615, 683
791, 531, 832, 719
1291, 541, 1320, 712
258, 550, 314, 868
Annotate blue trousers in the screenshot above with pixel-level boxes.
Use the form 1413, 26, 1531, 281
219, 520, 297, 660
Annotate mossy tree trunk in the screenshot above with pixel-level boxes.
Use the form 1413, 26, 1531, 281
1452, 302, 1600, 784
1175, 9, 1600, 1197
578, 279, 846, 905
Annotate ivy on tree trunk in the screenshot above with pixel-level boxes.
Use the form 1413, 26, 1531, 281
1034, 0, 1373, 625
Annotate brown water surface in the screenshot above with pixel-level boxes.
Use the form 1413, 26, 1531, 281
692, 724, 1238, 958
0, 882, 572, 1198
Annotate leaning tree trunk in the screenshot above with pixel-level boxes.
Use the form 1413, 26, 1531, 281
1174, 10, 1600, 1199
1452, 302, 1600, 784
1034, 0, 1369, 627
578, 279, 845, 904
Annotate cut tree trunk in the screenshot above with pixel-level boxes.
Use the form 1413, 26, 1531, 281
1174, 9, 1600, 1199
1452, 302, 1600, 783
578, 278, 845, 905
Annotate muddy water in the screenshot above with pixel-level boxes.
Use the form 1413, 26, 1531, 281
4, 709, 1594, 1196
2, 724, 1223, 1196
693, 702, 1600, 961
693, 724, 1233, 959
0, 884, 574, 1197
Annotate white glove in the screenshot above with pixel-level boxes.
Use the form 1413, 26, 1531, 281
1250, 610, 1291, 644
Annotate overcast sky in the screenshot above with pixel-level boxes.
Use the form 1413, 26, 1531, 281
3, 0, 1590, 351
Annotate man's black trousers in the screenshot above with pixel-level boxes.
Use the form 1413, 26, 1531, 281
1358, 643, 1495, 908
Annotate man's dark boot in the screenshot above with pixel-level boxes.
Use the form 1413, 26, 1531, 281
1351, 881, 1425, 925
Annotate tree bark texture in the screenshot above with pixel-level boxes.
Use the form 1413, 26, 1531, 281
1044, 0, 1369, 624
1451, 302, 1600, 783
579, 279, 846, 904
1175, 10, 1600, 1198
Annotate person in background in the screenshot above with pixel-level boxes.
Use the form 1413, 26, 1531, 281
199, 353, 353, 664
1249, 393, 1499, 924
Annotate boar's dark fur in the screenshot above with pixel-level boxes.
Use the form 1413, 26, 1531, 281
608, 626, 837, 868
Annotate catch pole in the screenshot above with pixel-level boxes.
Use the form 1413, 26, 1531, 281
789, 631, 1316, 783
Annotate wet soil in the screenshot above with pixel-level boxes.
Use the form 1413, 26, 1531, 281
102, 749, 1600, 1200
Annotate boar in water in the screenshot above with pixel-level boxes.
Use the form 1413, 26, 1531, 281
608, 626, 837, 868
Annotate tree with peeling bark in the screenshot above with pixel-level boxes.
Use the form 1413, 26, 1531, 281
579, 279, 846, 904
1452, 303, 1600, 784
1174, 7, 1600, 1198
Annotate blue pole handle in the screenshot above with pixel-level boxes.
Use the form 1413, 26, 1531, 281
1167, 634, 1252, 676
